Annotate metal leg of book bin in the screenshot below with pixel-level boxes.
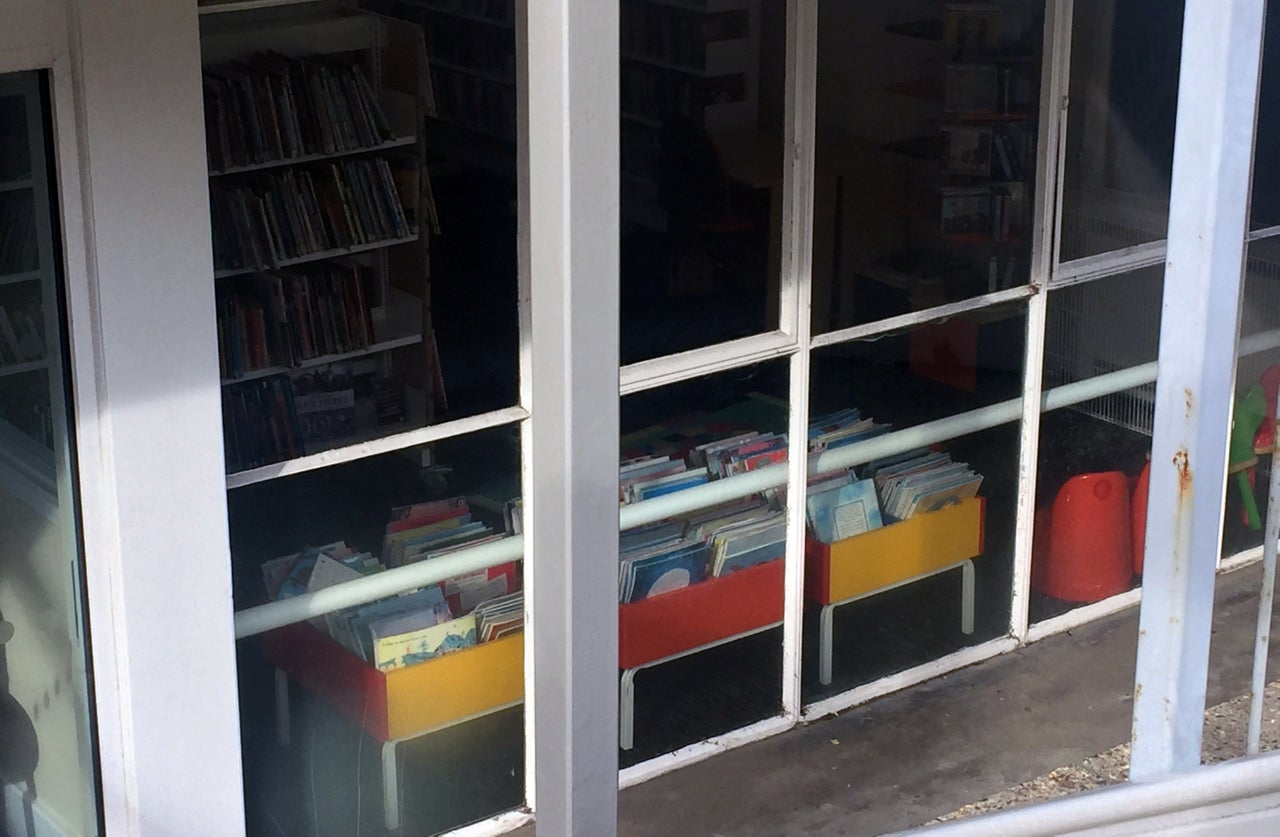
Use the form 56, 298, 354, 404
619, 621, 783, 751
272, 667, 521, 832
818, 559, 975, 686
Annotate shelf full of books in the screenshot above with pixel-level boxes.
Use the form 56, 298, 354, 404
878, 1, 1041, 299
201, 7, 436, 480
0, 74, 58, 518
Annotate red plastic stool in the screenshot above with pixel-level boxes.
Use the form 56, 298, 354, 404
1131, 462, 1150, 575
1032, 471, 1134, 603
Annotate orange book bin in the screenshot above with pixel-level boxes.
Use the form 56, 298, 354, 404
263, 622, 524, 741
805, 496, 986, 605
618, 558, 784, 670
1032, 471, 1134, 603
1131, 462, 1151, 575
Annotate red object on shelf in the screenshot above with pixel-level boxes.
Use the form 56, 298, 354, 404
1131, 462, 1151, 575
1032, 471, 1134, 603
618, 559, 783, 670
909, 317, 979, 393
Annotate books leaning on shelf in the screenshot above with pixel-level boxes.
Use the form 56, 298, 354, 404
0, 301, 44, 366
259, 496, 523, 672
0, 191, 37, 275
216, 261, 378, 379
209, 157, 412, 274
203, 53, 395, 172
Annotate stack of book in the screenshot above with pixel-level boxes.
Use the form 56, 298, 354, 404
260, 496, 523, 672
805, 408, 984, 542
616, 425, 791, 604
216, 261, 377, 379
210, 157, 410, 272
867, 449, 983, 521
203, 54, 394, 172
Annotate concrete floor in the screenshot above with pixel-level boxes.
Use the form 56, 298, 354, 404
514, 563, 1280, 837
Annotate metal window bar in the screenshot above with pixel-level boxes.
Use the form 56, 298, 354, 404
232, 327, 1280, 640
1248, 385, 1280, 754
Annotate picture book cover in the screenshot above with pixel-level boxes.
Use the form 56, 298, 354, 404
374, 613, 477, 671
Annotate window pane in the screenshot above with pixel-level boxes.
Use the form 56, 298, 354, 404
813, 1, 1045, 333
618, 360, 788, 764
231, 427, 524, 835
0, 71, 101, 837
1251, 4, 1280, 229
1031, 269, 1162, 624
620, 0, 786, 363
1220, 238, 1280, 559
804, 303, 1026, 700
1058, 0, 1183, 261
203, 3, 520, 481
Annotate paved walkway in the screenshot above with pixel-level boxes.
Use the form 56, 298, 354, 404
527, 563, 1279, 836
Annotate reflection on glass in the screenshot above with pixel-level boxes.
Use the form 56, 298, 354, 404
1058, 0, 1183, 261
205, 4, 520, 482
1221, 239, 1280, 559
1030, 270, 1162, 623
0, 71, 100, 837
230, 428, 524, 836
620, 0, 786, 362
1252, 4, 1280, 229
618, 361, 788, 765
813, 1, 1044, 333
803, 304, 1026, 699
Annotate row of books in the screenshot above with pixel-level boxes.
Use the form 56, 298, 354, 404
210, 158, 410, 273
261, 497, 522, 672
216, 262, 378, 379
224, 366, 370, 470
0, 192, 36, 275
0, 378, 53, 450
940, 184, 1027, 241
203, 53, 394, 172
943, 62, 1034, 116
0, 300, 43, 366
942, 126, 1030, 180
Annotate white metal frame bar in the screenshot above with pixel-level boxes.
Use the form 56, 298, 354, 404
780, 0, 819, 723
1129, 0, 1267, 781
525, 0, 620, 833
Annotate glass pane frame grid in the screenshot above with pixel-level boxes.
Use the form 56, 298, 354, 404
213, 0, 1171, 824
615, 0, 1070, 742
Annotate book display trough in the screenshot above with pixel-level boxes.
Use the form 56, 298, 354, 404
0, 73, 60, 519
200, 5, 437, 482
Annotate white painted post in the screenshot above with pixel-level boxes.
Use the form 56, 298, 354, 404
526, 0, 621, 833
65, 0, 248, 831
1130, 0, 1267, 781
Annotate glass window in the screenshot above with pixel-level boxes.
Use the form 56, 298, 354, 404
231, 429, 524, 836
203, 5, 527, 833
1031, 269, 1162, 624
620, 0, 786, 362
618, 360, 788, 764
804, 303, 1026, 700
813, 1, 1046, 333
0, 70, 101, 837
203, 2, 521, 482
1058, 0, 1184, 262
1220, 237, 1280, 559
